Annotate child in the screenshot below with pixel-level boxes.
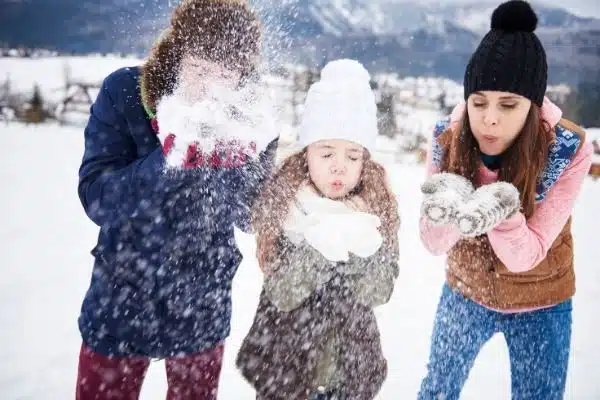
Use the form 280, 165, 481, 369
236, 59, 400, 400
75, 0, 278, 398
417, 1, 593, 399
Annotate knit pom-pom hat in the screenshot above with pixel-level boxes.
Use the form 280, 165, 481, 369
463, 0, 547, 106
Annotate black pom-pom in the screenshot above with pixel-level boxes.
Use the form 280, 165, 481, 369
491, 0, 538, 32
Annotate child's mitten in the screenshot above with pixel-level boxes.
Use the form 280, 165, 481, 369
303, 219, 351, 262
344, 212, 383, 259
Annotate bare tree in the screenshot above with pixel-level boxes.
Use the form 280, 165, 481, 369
377, 93, 397, 138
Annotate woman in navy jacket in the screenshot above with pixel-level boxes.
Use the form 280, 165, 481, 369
75, 0, 278, 398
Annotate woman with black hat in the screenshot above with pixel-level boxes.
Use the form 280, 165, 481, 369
418, 1, 592, 398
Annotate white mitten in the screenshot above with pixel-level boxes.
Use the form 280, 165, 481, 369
283, 187, 384, 262
456, 182, 521, 237
283, 189, 347, 247
303, 216, 350, 262
420, 172, 474, 226
283, 201, 314, 245
344, 212, 383, 258
421, 172, 475, 199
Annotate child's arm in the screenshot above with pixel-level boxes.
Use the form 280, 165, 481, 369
345, 248, 399, 308
263, 241, 336, 312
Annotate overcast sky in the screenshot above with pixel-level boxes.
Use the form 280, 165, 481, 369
542, 0, 600, 17
413, 0, 600, 18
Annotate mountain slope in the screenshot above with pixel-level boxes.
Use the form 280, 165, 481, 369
1, 0, 598, 83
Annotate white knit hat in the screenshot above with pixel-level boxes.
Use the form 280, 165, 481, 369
297, 59, 378, 151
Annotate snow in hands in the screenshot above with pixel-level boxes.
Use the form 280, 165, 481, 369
456, 182, 520, 236
421, 172, 521, 236
156, 80, 278, 169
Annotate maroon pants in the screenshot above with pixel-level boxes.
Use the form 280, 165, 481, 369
75, 343, 224, 400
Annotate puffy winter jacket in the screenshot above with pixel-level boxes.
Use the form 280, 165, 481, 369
77, 66, 278, 357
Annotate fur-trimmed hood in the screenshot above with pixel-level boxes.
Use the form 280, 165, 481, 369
140, 0, 263, 114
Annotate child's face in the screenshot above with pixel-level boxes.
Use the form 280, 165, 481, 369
306, 139, 365, 199
177, 55, 242, 102
467, 91, 532, 156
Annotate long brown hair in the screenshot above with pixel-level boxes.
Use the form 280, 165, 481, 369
253, 149, 400, 272
438, 104, 554, 217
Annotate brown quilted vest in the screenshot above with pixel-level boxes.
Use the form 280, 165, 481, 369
446, 217, 575, 309
445, 119, 586, 310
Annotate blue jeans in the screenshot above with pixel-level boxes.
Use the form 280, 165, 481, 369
418, 283, 572, 400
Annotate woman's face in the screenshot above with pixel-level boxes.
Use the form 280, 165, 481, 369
467, 91, 532, 155
306, 139, 365, 199
177, 55, 241, 102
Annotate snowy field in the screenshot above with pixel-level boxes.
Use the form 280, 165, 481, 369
0, 55, 446, 150
1, 122, 600, 399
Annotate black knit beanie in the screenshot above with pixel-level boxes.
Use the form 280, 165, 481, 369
464, 0, 547, 106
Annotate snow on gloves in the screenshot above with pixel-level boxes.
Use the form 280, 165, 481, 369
421, 172, 475, 225
455, 182, 521, 237
421, 172, 521, 237
154, 82, 277, 170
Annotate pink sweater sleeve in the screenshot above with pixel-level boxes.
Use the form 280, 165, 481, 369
487, 141, 593, 273
419, 131, 462, 256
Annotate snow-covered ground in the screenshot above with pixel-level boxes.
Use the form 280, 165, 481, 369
0, 55, 142, 97
2, 122, 600, 399
2, 54, 600, 399
0, 55, 444, 156
588, 129, 600, 165
1, 55, 581, 159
